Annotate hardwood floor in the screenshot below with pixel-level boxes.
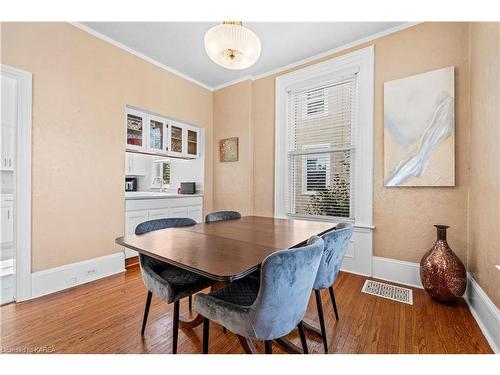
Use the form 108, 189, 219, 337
0, 266, 492, 354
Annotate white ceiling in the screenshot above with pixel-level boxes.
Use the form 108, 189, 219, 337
81, 22, 405, 89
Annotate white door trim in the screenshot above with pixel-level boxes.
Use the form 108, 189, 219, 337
2, 64, 33, 301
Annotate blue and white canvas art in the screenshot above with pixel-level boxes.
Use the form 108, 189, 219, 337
384, 66, 455, 187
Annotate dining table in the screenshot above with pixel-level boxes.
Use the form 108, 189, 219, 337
115, 215, 335, 353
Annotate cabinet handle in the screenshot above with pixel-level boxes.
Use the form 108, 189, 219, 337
7, 210, 10, 220
8, 159, 11, 167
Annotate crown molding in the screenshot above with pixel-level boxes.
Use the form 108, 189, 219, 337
69, 22, 214, 92
214, 22, 421, 91
251, 22, 420, 82
212, 75, 253, 91
70, 21, 420, 93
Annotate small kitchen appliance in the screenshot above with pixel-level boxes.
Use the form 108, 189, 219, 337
125, 177, 138, 192
180, 182, 196, 194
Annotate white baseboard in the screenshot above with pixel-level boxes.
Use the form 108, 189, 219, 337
31, 252, 125, 299
372, 256, 423, 289
464, 273, 500, 353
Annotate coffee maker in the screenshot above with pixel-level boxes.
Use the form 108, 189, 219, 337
125, 177, 138, 192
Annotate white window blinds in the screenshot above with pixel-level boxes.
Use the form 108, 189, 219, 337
287, 74, 357, 220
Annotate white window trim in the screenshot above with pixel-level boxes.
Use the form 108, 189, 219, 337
275, 46, 374, 229
300, 144, 331, 195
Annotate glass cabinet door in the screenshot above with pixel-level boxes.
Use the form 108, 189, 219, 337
126, 109, 146, 150
148, 115, 167, 154
187, 128, 198, 157
170, 124, 183, 154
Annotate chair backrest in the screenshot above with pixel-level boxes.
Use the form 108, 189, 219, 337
135, 217, 197, 273
250, 235, 324, 340
313, 223, 353, 290
135, 217, 196, 235
205, 210, 241, 223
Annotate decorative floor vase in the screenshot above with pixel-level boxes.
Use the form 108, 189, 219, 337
420, 225, 466, 303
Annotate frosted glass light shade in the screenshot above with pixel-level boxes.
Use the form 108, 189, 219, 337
204, 22, 261, 70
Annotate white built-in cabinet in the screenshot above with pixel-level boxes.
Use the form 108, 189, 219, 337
126, 107, 200, 159
125, 152, 148, 176
1, 195, 14, 244
124, 196, 203, 258
1, 125, 15, 171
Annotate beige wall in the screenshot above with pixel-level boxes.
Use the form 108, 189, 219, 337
215, 22, 471, 264
212, 80, 254, 215
468, 23, 500, 307
1, 22, 213, 272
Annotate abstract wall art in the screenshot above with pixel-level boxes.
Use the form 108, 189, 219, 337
384, 66, 455, 187
219, 137, 239, 162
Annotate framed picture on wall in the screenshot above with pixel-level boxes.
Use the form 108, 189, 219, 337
384, 66, 455, 187
219, 137, 239, 162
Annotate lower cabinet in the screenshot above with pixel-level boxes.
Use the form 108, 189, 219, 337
169, 207, 188, 218
1, 195, 14, 244
124, 196, 203, 259
148, 208, 171, 220
124, 210, 149, 258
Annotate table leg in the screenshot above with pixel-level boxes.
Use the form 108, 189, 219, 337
301, 320, 323, 338
237, 335, 257, 354
273, 337, 304, 354
179, 283, 226, 329
179, 312, 205, 328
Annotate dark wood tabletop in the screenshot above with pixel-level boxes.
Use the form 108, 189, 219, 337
115, 216, 335, 281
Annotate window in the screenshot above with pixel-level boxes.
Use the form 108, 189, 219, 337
275, 46, 374, 226
301, 144, 331, 195
151, 159, 170, 188
303, 88, 328, 120
288, 76, 356, 219
162, 162, 171, 186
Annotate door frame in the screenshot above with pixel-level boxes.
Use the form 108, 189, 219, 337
2, 64, 33, 301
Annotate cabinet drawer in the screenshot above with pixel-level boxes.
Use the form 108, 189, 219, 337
148, 208, 171, 220
1, 195, 14, 208
171, 197, 203, 207
169, 207, 189, 218
126, 198, 171, 211
188, 206, 203, 223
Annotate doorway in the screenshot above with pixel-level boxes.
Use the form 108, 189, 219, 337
1, 64, 32, 304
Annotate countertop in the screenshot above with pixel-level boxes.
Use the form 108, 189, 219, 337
125, 191, 203, 200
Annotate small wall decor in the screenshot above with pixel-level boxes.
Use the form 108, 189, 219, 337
420, 225, 466, 303
219, 137, 239, 162
384, 66, 455, 187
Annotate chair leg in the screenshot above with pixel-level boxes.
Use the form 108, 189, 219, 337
329, 286, 339, 320
172, 300, 180, 354
264, 340, 272, 354
202, 317, 209, 354
314, 289, 328, 353
188, 295, 192, 311
297, 322, 309, 354
141, 291, 153, 336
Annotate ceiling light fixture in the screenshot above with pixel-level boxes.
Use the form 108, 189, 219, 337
204, 21, 261, 70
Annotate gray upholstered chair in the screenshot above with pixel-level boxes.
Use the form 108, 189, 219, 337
195, 235, 325, 354
311, 223, 353, 353
205, 210, 241, 223
135, 217, 215, 354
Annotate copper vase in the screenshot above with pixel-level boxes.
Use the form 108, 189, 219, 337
420, 225, 466, 303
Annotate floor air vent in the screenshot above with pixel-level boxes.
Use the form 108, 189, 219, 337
361, 279, 413, 305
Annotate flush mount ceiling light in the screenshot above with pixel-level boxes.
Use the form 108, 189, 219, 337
204, 21, 261, 70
